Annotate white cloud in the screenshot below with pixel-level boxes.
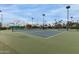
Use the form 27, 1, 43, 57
1, 4, 79, 26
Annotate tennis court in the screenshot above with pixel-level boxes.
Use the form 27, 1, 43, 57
13, 29, 65, 38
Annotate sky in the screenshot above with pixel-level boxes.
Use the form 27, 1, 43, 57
0, 4, 79, 26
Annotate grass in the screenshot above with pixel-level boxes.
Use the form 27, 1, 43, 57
0, 30, 79, 53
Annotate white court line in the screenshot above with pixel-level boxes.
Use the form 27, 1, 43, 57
45, 31, 67, 39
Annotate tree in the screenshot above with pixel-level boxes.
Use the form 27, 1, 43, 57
0, 10, 3, 27
76, 20, 79, 31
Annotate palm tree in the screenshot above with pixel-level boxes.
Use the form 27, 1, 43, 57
70, 16, 74, 22
58, 20, 63, 24
54, 19, 57, 29
32, 17, 34, 25
66, 5, 70, 31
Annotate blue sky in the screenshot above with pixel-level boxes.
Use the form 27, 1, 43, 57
0, 4, 79, 26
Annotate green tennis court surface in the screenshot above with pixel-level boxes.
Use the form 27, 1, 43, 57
0, 30, 79, 53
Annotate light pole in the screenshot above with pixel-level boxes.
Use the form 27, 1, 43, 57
42, 14, 45, 30
32, 17, 34, 27
37, 19, 38, 25
66, 5, 70, 31
32, 17, 34, 24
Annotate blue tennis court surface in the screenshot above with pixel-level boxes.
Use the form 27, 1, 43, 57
14, 29, 64, 38
28, 30, 62, 38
